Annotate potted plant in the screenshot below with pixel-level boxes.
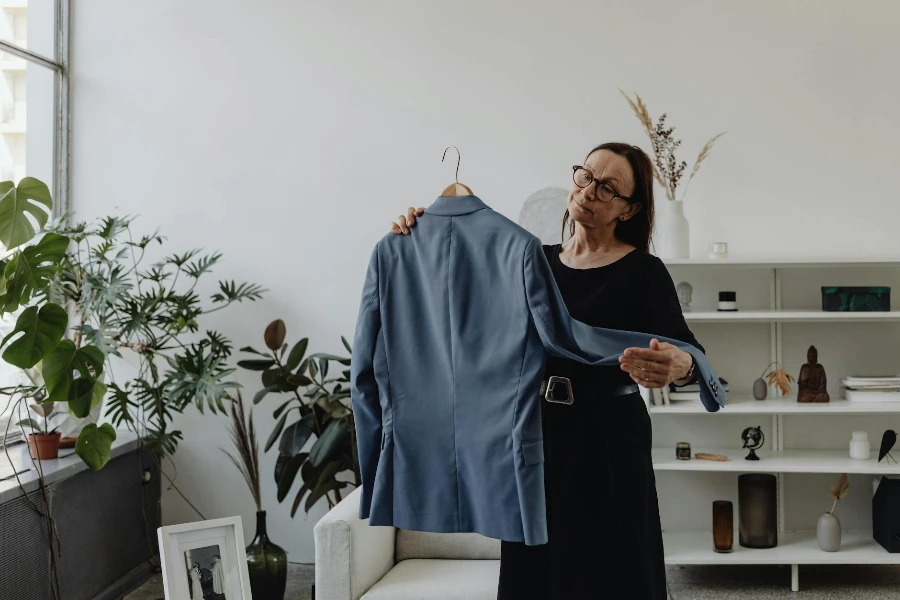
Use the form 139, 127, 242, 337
222, 392, 287, 600
753, 362, 795, 400
0, 177, 111, 469
238, 319, 358, 518
818, 473, 849, 551
18, 402, 64, 460
620, 90, 726, 259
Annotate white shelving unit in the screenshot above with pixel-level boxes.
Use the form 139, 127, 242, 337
653, 257, 900, 592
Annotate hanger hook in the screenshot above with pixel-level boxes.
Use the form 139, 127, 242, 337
442, 146, 461, 184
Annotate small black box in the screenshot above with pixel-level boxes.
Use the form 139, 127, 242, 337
873, 476, 900, 553
821, 286, 890, 312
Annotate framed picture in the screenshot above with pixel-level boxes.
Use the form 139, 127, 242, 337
158, 516, 252, 600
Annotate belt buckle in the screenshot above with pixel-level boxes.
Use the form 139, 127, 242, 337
544, 376, 574, 405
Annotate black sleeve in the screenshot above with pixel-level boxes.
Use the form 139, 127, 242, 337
642, 255, 705, 355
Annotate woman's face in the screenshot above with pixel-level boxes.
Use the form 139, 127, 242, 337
567, 149, 639, 231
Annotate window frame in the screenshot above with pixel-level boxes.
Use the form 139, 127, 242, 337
0, 0, 70, 216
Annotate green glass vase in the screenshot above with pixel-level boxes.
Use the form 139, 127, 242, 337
246, 511, 287, 599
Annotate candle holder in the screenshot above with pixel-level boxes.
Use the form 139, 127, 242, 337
712, 500, 734, 553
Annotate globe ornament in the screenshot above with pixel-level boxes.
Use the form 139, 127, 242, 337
741, 426, 765, 461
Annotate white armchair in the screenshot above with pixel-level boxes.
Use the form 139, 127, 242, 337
314, 486, 501, 600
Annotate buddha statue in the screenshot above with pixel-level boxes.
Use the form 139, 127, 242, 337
797, 345, 829, 403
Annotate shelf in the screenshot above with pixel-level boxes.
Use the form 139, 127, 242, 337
652, 448, 900, 474
662, 257, 900, 268
650, 396, 900, 414
682, 310, 900, 322
663, 531, 899, 565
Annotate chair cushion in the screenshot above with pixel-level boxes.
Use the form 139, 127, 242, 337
361, 559, 500, 600
396, 529, 501, 561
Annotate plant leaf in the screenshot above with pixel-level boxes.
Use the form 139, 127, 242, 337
0, 177, 53, 249
16, 418, 43, 432
42, 340, 105, 406
0, 303, 68, 368
0, 232, 69, 312
285, 338, 308, 371
264, 319, 286, 351
75, 423, 117, 470
308, 418, 350, 468
254, 384, 280, 405
279, 414, 317, 456
341, 336, 352, 354
238, 359, 276, 371
276, 453, 307, 502
265, 411, 289, 453
240, 346, 268, 357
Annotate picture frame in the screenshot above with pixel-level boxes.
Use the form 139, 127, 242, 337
158, 516, 253, 600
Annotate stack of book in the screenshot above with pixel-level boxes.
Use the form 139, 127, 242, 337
841, 376, 900, 403
649, 378, 729, 405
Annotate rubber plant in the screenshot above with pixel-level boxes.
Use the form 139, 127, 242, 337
0, 177, 113, 470
239, 320, 359, 516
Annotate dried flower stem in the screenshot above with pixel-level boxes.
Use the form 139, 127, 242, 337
619, 89, 726, 202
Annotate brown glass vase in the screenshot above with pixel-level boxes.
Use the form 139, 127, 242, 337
712, 500, 734, 553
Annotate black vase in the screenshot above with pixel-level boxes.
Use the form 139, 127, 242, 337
738, 474, 778, 549
246, 511, 288, 599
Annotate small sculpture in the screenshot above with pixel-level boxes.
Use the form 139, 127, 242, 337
741, 426, 765, 461
797, 345, 830, 403
879, 430, 897, 464
676, 281, 693, 312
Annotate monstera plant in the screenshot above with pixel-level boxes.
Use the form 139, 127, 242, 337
239, 320, 359, 516
0, 176, 265, 471
0, 177, 113, 469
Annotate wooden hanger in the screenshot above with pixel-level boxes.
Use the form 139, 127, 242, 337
440, 146, 474, 197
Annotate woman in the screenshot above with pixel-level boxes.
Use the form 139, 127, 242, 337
389, 143, 703, 599
189, 562, 203, 599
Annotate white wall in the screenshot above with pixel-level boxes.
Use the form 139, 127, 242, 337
71, 0, 900, 562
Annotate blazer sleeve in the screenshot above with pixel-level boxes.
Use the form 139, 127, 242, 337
350, 244, 383, 519
522, 238, 726, 412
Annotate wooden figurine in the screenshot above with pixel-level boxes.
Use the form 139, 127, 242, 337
797, 345, 830, 403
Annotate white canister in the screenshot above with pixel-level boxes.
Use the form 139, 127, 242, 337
849, 431, 870, 460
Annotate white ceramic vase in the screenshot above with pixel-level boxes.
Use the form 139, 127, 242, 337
654, 200, 690, 259
817, 512, 841, 552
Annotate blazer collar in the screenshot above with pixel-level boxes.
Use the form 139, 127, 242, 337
425, 195, 489, 216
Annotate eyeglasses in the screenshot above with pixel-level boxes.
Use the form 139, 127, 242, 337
572, 165, 631, 203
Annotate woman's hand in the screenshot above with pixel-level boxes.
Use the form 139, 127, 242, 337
618, 338, 693, 389
390, 206, 425, 235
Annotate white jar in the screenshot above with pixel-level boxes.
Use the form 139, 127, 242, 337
849, 431, 870, 460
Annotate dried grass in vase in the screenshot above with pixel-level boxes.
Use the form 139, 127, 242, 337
619, 89, 726, 202
828, 473, 849, 515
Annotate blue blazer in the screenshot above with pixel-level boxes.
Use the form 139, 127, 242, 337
350, 195, 725, 545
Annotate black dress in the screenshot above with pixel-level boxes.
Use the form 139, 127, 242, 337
497, 244, 704, 600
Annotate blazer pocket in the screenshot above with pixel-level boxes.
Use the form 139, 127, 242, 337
521, 439, 544, 466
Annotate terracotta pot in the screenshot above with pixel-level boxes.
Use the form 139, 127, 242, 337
27, 431, 62, 460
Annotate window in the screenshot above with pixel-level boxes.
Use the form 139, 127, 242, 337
0, 0, 68, 439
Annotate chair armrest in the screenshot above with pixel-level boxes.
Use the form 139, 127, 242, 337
314, 485, 396, 600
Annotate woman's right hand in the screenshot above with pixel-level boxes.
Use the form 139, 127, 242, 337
390, 206, 425, 235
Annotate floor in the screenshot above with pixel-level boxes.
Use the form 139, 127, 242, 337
125, 563, 900, 599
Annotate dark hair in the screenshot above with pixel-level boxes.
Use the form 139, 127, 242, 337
561, 142, 655, 252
